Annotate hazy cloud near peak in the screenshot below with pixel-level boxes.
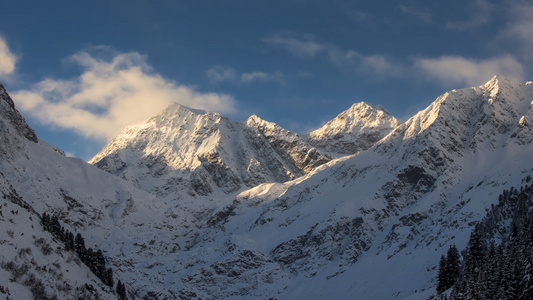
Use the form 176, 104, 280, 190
413, 55, 525, 87
0, 36, 17, 78
12, 47, 236, 141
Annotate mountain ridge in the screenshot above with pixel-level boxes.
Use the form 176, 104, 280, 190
1, 75, 533, 299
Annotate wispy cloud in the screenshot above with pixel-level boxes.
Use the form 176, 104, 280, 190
413, 55, 524, 87
398, 5, 432, 23
207, 65, 284, 84
445, 0, 494, 31
241, 71, 284, 83
206, 66, 238, 83
500, 2, 533, 61
12, 46, 236, 141
0, 36, 17, 79
265, 31, 526, 87
264, 31, 401, 78
263, 32, 325, 58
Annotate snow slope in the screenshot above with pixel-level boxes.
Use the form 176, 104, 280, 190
169, 75, 533, 299
0, 81, 169, 299
2, 76, 533, 299
0, 180, 118, 300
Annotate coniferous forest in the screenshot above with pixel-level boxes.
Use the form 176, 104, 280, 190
436, 176, 533, 299
40, 213, 128, 299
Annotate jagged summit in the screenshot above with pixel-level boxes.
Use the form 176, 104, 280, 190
90, 103, 332, 197
307, 101, 399, 156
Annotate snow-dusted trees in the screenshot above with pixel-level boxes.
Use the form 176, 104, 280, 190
117, 280, 127, 300
437, 180, 533, 299
41, 213, 120, 293
437, 245, 461, 293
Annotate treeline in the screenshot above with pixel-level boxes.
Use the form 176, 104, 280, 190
436, 178, 533, 299
41, 213, 128, 300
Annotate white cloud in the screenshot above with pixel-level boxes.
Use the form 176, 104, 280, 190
12, 47, 236, 141
445, 0, 493, 31
207, 66, 284, 84
0, 36, 17, 78
413, 55, 525, 87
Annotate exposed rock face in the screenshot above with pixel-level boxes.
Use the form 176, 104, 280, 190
0, 82, 38, 143
0, 82, 38, 161
307, 102, 399, 156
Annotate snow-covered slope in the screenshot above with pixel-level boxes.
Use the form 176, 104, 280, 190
89, 103, 332, 197
167, 75, 533, 299
0, 82, 168, 299
0, 178, 118, 300
2, 76, 533, 299
307, 102, 399, 156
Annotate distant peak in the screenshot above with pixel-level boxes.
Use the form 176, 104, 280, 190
343, 102, 395, 120
481, 75, 522, 98
349, 101, 383, 111
247, 114, 262, 123
483, 75, 517, 89
246, 114, 276, 128
163, 102, 208, 116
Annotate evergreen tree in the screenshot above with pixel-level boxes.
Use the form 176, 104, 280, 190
105, 268, 114, 288
74, 233, 86, 256
437, 255, 448, 294
116, 280, 127, 300
445, 245, 461, 288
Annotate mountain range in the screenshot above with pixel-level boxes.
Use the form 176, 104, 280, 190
1, 75, 532, 299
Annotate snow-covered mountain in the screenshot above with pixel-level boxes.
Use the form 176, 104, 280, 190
307, 102, 399, 156
89, 103, 332, 197
205, 75, 533, 299
2, 75, 533, 299
0, 81, 169, 299
158, 75, 533, 299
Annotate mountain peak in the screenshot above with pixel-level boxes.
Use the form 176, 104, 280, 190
345, 101, 394, 120
160, 102, 208, 117
246, 114, 279, 130
307, 102, 399, 156
482, 75, 521, 97
484, 74, 513, 86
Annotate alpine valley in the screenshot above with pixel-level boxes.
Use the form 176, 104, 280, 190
2, 75, 533, 299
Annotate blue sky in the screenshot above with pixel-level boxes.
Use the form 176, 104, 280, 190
0, 0, 532, 160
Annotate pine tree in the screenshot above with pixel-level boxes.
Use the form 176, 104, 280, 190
445, 245, 461, 288
74, 233, 86, 256
437, 255, 448, 294
116, 280, 127, 300
105, 268, 114, 288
